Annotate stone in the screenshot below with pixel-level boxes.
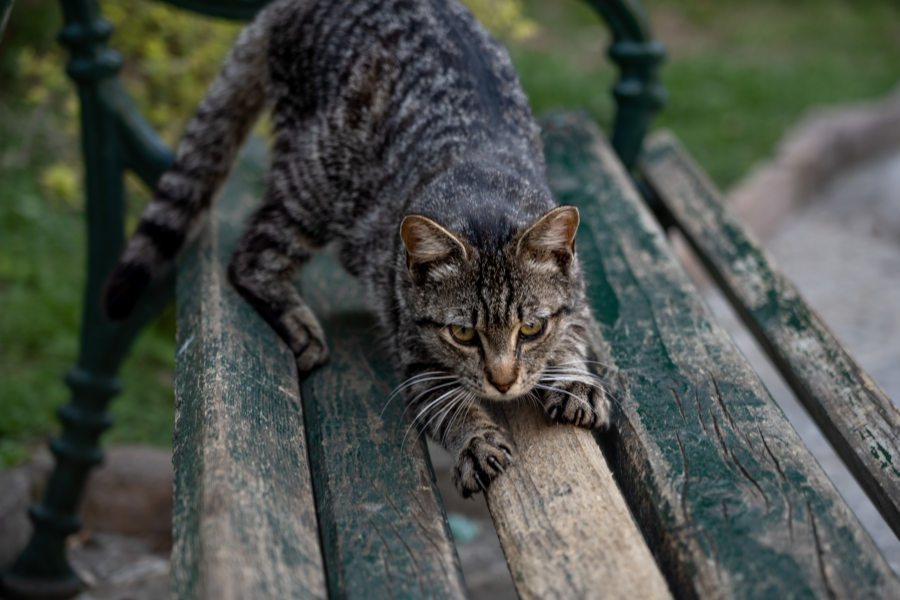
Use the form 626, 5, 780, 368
80, 445, 173, 551
69, 531, 170, 600
729, 85, 900, 241
0, 464, 34, 567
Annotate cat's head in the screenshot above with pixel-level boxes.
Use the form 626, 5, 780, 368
399, 205, 587, 401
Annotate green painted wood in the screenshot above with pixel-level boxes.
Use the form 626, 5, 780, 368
299, 261, 467, 599
640, 130, 900, 540
172, 141, 326, 600
541, 112, 899, 599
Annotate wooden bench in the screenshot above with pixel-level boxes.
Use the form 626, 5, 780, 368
172, 110, 900, 599
3, 0, 899, 598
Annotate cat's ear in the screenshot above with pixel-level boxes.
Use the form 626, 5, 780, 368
400, 215, 468, 283
517, 205, 579, 270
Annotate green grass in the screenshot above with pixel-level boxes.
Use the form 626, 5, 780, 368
0, 98, 176, 466
515, 0, 900, 186
1, 0, 899, 466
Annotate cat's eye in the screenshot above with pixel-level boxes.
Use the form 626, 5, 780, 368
449, 324, 477, 344
519, 319, 545, 340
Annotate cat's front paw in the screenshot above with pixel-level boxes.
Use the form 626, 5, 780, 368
541, 380, 610, 430
453, 430, 514, 498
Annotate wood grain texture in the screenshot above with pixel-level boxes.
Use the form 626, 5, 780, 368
172, 143, 326, 599
541, 113, 900, 598
299, 254, 468, 600
486, 403, 673, 600
641, 130, 900, 539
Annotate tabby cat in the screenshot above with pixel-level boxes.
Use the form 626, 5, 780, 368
104, 0, 610, 496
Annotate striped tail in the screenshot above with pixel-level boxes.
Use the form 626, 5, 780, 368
104, 13, 271, 320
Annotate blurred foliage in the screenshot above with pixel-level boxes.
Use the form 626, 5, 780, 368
2, 0, 532, 217
40, 161, 79, 205
3, 0, 244, 203
467, 0, 537, 41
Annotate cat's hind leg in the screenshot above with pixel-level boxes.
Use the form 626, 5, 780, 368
227, 199, 329, 372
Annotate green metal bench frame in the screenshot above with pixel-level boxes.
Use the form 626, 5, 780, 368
2, 0, 898, 598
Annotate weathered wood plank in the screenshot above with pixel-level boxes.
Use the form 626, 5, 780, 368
641, 130, 900, 539
172, 143, 326, 599
299, 255, 468, 600
541, 113, 900, 598
486, 403, 673, 600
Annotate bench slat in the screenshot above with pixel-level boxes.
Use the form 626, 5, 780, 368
485, 404, 673, 599
173, 143, 326, 599
641, 131, 900, 540
542, 113, 899, 598
300, 255, 468, 599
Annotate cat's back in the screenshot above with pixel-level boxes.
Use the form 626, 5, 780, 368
259, 0, 548, 282
266, 0, 538, 156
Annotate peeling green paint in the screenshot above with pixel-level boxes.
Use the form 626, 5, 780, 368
872, 442, 899, 477
542, 115, 899, 598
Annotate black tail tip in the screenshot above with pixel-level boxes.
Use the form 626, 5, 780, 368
103, 263, 152, 321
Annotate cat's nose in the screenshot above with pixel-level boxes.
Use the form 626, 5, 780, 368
484, 361, 519, 394
492, 380, 513, 393
487, 370, 517, 394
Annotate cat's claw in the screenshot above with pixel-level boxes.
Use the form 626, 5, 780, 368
486, 455, 505, 473
453, 431, 514, 498
542, 380, 610, 430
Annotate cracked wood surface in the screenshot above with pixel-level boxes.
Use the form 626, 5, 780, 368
541, 113, 899, 598
641, 131, 900, 541
173, 144, 326, 599
169, 116, 900, 599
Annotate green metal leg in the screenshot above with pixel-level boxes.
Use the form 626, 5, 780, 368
2, 275, 173, 598
0, 0, 13, 42
2, 374, 117, 598
1, 1, 174, 597
584, 0, 666, 170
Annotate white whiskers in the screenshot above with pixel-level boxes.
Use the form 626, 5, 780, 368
549, 359, 618, 374
380, 370, 457, 416
440, 391, 475, 449
401, 385, 469, 452
538, 364, 618, 406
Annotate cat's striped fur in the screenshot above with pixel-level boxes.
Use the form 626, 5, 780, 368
104, 0, 610, 496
